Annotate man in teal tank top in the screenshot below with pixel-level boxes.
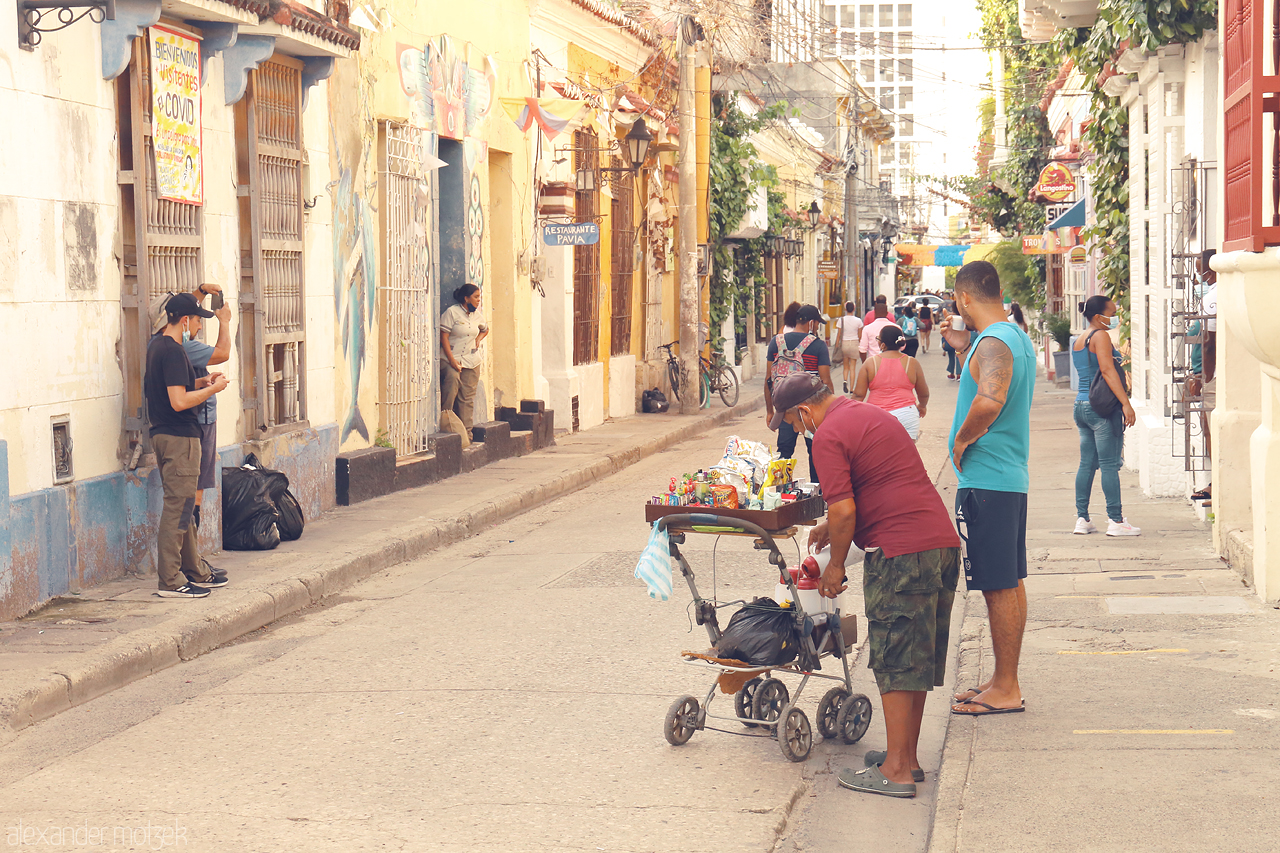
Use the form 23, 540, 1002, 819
943, 261, 1035, 717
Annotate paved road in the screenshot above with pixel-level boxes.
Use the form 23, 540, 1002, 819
0, 401, 890, 852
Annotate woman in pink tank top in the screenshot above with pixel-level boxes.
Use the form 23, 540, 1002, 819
853, 325, 930, 440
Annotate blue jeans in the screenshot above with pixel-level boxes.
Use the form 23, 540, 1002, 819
777, 420, 818, 484
943, 340, 958, 375
1074, 400, 1124, 523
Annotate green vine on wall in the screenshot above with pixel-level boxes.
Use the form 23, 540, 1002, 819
708, 94, 789, 354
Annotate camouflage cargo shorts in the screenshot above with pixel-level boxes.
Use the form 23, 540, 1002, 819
862, 546, 961, 694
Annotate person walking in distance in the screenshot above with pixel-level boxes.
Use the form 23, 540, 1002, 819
834, 302, 864, 393
764, 305, 834, 484
854, 325, 930, 441
918, 303, 934, 354
859, 300, 899, 361
1072, 296, 1140, 536
146, 293, 231, 598
769, 373, 961, 798
944, 261, 1036, 716
899, 303, 920, 357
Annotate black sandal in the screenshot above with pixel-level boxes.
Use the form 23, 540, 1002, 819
1191, 486, 1212, 501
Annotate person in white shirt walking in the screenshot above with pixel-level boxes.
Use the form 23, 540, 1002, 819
832, 302, 864, 393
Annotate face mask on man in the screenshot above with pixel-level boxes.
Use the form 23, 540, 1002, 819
799, 408, 817, 441
181, 318, 192, 343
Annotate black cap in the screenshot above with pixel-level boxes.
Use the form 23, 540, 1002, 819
165, 292, 215, 322
796, 304, 830, 324
768, 373, 825, 430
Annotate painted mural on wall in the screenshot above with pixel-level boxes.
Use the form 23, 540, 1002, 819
329, 58, 379, 445
399, 37, 495, 290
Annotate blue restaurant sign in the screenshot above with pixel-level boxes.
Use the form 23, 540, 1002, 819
543, 222, 600, 246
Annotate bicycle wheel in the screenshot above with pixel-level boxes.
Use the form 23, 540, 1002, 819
698, 371, 711, 408
717, 364, 739, 407
667, 361, 681, 402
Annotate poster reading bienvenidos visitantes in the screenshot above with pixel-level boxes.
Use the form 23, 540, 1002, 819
149, 26, 203, 205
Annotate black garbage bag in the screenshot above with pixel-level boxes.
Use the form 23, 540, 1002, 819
276, 488, 305, 542
221, 455, 281, 551
641, 387, 669, 413
714, 598, 800, 666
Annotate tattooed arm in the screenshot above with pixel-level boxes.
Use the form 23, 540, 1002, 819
951, 336, 1013, 472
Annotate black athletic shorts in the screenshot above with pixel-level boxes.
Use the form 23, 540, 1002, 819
955, 488, 1028, 591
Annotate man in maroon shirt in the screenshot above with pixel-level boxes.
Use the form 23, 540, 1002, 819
769, 372, 961, 798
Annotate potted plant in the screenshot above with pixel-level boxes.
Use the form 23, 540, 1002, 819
1045, 313, 1073, 383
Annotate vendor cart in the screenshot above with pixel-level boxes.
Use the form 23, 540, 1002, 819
646, 503, 874, 763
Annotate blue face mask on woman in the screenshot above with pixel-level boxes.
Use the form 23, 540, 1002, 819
1107, 315, 1119, 330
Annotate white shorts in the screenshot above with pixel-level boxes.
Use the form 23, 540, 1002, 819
889, 404, 920, 441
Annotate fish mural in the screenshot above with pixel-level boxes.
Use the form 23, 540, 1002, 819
331, 132, 378, 444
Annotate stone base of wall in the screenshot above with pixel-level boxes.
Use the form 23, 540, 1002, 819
335, 401, 555, 506
0, 424, 339, 622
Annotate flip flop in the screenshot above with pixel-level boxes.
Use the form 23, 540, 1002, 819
837, 763, 917, 798
953, 685, 984, 703
951, 699, 1026, 716
864, 750, 925, 782
1191, 487, 1211, 501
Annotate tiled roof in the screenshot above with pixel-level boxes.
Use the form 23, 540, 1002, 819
267, 0, 360, 50
568, 0, 662, 47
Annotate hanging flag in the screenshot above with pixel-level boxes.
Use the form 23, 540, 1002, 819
500, 97, 587, 140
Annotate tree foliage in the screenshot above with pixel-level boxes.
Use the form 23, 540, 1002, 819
708, 94, 789, 353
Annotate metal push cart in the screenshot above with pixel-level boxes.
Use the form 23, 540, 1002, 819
647, 503, 874, 762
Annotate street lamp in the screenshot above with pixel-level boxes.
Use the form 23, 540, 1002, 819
771, 234, 784, 255
624, 118, 653, 171
807, 201, 821, 227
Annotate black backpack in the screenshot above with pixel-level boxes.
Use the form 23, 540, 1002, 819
641, 387, 670, 413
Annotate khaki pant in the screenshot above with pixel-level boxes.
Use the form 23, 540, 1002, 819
441, 364, 479, 432
152, 433, 207, 590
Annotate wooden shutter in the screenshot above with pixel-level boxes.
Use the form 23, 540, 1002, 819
237, 56, 307, 436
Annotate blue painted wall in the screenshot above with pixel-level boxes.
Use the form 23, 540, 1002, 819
0, 425, 338, 621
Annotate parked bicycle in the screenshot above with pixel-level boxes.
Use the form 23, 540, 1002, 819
657, 342, 739, 408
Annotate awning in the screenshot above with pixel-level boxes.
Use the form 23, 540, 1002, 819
1046, 198, 1086, 230
895, 243, 999, 267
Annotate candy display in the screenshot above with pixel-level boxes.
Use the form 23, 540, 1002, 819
648, 434, 820, 509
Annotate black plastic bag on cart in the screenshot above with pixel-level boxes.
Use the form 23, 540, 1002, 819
714, 598, 800, 666
221, 460, 281, 551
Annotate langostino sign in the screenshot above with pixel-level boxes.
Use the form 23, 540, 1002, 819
149, 26, 203, 205
1034, 163, 1076, 202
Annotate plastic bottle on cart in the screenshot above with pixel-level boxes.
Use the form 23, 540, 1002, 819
774, 547, 835, 615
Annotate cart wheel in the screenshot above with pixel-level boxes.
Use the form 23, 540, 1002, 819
664, 695, 700, 746
816, 686, 851, 740
750, 678, 790, 730
836, 693, 874, 744
777, 705, 813, 762
735, 677, 763, 728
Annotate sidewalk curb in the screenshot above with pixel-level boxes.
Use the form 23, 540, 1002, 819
926, 592, 984, 853
0, 395, 765, 742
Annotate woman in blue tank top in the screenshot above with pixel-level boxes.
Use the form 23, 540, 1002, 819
1071, 296, 1139, 536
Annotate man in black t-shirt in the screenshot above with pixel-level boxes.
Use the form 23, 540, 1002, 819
764, 304, 834, 483
146, 293, 229, 598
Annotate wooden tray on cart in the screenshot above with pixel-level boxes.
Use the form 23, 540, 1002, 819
644, 495, 826, 533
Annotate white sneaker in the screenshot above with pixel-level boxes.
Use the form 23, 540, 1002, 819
1073, 518, 1098, 535
1106, 519, 1142, 536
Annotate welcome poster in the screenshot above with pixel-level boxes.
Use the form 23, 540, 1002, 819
149, 26, 203, 205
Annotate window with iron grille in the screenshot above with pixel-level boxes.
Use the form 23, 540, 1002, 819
379, 121, 437, 455
573, 130, 600, 365
610, 158, 635, 356
235, 57, 307, 436
116, 36, 205, 440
